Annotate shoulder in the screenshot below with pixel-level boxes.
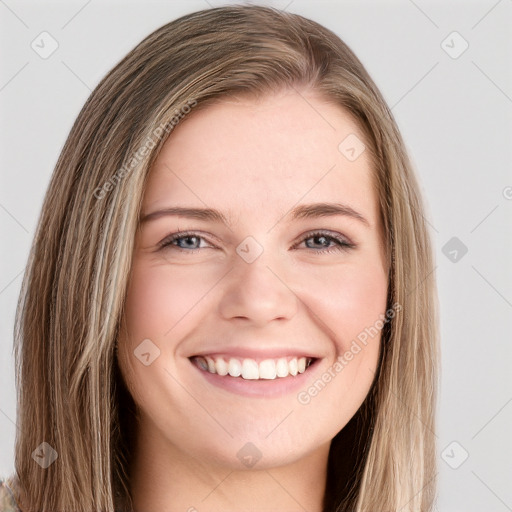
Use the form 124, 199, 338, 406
0, 477, 21, 512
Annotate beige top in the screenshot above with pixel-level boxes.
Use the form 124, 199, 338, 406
0, 477, 21, 512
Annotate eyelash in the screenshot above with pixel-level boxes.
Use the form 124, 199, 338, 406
157, 230, 355, 255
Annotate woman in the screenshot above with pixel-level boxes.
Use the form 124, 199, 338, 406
1, 4, 438, 511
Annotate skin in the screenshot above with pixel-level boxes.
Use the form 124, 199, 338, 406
117, 88, 389, 512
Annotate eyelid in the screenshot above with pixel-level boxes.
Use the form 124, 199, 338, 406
293, 229, 355, 248
156, 230, 215, 250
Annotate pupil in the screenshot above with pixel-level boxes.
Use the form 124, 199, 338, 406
182, 236, 197, 248
311, 235, 328, 248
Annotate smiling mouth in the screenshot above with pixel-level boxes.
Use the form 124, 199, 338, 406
190, 355, 316, 380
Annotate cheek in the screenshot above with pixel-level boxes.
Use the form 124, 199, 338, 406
117, 262, 217, 422
118, 261, 227, 402
122, 260, 217, 342
294, 260, 386, 431
300, 258, 388, 352
117, 262, 198, 393
338, 267, 388, 345
295, 253, 387, 408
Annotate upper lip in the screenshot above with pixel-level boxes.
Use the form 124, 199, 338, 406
189, 347, 321, 361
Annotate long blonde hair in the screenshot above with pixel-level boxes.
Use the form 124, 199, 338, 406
13, 5, 438, 511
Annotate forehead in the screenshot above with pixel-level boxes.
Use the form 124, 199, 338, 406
143, 89, 378, 226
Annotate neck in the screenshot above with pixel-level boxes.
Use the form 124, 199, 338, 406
129, 418, 329, 512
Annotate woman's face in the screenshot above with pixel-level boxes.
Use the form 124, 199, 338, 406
117, 88, 388, 471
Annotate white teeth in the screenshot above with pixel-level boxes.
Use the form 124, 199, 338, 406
216, 357, 229, 376
276, 358, 289, 378
241, 359, 259, 379
228, 358, 242, 377
206, 356, 216, 373
289, 358, 298, 376
195, 355, 312, 380
259, 359, 277, 379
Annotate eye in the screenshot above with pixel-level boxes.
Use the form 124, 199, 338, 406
158, 231, 213, 253
295, 231, 355, 254
157, 230, 355, 255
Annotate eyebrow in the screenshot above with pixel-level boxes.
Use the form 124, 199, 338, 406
139, 202, 370, 227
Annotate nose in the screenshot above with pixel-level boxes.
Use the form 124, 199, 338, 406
217, 247, 298, 326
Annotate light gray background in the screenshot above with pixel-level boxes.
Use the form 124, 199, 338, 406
1, 0, 511, 510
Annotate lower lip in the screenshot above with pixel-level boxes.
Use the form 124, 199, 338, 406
189, 358, 320, 398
